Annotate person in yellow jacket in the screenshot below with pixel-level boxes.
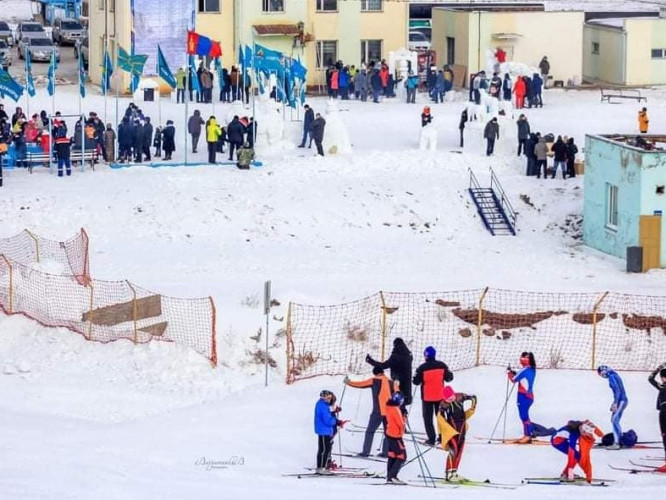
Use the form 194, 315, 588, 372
205, 116, 221, 164
639, 107, 649, 134
437, 385, 477, 483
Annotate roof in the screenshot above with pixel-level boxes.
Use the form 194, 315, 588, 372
587, 15, 664, 28
253, 24, 300, 37
425, 0, 665, 13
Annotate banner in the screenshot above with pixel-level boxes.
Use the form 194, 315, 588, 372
157, 44, 177, 88
25, 51, 35, 97
78, 51, 86, 98
47, 51, 57, 96
187, 31, 222, 57
101, 47, 113, 94
0, 66, 24, 102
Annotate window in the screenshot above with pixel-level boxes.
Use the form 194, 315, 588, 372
361, 0, 382, 11
651, 48, 666, 59
316, 0, 337, 11
199, 0, 220, 12
262, 0, 284, 12
606, 184, 619, 229
361, 40, 382, 65
98, 0, 104, 10
316, 40, 338, 69
592, 42, 599, 55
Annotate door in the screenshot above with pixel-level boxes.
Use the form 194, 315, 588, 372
446, 37, 455, 65
639, 215, 662, 271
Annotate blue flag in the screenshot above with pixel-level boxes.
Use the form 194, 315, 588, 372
244, 45, 253, 68
47, 51, 57, 96
101, 47, 113, 94
157, 44, 176, 89
214, 57, 225, 90
117, 46, 148, 76
0, 65, 24, 102
78, 50, 86, 98
25, 50, 35, 97
291, 58, 307, 81
300, 85, 306, 106
189, 56, 201, 94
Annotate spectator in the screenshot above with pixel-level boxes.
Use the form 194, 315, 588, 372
535, 135, 548, 179
226, 115, 245, 161
405, 71, 418, 104
330, 67, 339, 98
532, 73, 544, 108
299, 104, 314, 148
484, 117, 499, 156
142, 117, 153, 162
162, 120, 176, 161
459, 109, 468, 148
237, 141, 255, 170
638, 107, 649, 134
516, 114, 531, 156
205, 116, 222, 164
311, 113, 326, 157
246, 117, 256, 148
514, 76, 526, 109
502, 73, 512, 101
103, 123, 115, 163
371, 69, 382, 104
153, 125, 162, 158
355, 69, 368, 101
117, 116, 132, 163
176, 67, 186, 103
539, 56, 550, 89
551, 135, 568, 179
187, 110, 205, 154
566, 137, 578, 178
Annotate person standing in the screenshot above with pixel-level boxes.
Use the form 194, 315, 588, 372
142, 117, 153, 162
355, 69, 367, 101
298, 104, 314, 148
516, 114, 530, 156
330, 67, 339, 98
311, 113, 326, 157
639, 107, 649, 134
344, 367, 397, 457
484, 117, 499, 157
502, 73, 512, 101
103, 123, 115, 164
0, 119, 9, 187
525, 133, 538, 176
532, 73, 543, 107
514, 76, 526, 109
200, 69, 213, 104
539, 56, 550, 89
413, 346, 454, 446
597, 365, 628, 449
384, 392, 407, 485
54, 121, 72, 177
508, 352, 537, 443
117, 116, 132, 163
246, 117, 256, 149
550, 420, 603, 483
314, 390, 340, 475
552, 135, 568, 179
535, 135, 548, 179
161, 120, 175, 161
566, 137, 578, 178
371, 69, 382, 104
187, 110, 204, 154
153, 126, 162, 159
405, 71, 418, 104
437, 386, 477, 482
226, 115, 245, 161
176, 67, 186, 104
230, 66, 239, 101
132, 120, 145, 163
366, 338, 413, 406
459, 108, 468, 148
648, 363, 666, 470
205, 116, 221, 164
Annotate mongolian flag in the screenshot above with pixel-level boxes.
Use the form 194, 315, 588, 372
187, 31, 222, 57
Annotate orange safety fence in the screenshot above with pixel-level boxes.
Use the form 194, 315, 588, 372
286, 288, 666, 383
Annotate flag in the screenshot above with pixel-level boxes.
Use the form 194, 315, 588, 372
238, 44, 243, 66
300, 84, 306, 106
214, 57, 225, 90
117, 46, 148, 76
254, 43, 282, 62
156, 44, 176, 89
291, 58, 307, 81
187, 31, 222, 57
101, 46, 113, 94
47, 51, 56, 96
78, 49, 86, 98
0, 65, 24, 102
189, 56, 201, 94
25, 50, 35, 97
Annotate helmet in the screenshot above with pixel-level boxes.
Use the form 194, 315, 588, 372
441, 386, 456, 403
391, 392, 405, 406
320, 389, 333, 398
424, 346, 436, 359
597, 365, 610, 377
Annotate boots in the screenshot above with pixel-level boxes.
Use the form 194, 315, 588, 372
517, 435, 532, 444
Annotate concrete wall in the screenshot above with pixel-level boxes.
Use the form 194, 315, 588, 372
625, 18, 666, 86
583, 24, 625, 85
431, 9, 470, 72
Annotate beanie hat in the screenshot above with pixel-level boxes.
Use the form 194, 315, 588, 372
372, 366, 384, 375
424, 346, 436, 359
442, 386, 456, 403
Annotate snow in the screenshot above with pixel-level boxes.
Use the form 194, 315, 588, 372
2, 57, 666, 498
0, 0, 36, 24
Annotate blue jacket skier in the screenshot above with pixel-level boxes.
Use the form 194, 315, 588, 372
508, 352, 536, 443
597, 365, 628, 448
314, 390, 340, 474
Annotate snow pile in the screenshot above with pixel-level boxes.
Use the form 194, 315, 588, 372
322, 99, 352, 155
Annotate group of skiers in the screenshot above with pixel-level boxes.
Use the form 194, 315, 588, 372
314, 341, 666, 484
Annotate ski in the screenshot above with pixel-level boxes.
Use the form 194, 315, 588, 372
629, 460, 661, 470
416, 475, 518, 489
608, 464, 664, 474
332, 452, 386, 463
524, 476, 615, 483
523, 478, 609, 487
305, 466, 367, 472
478, 437, 550, 445
595, 443, 660, 450
362, 481, 448, 489
349, 423, 426, 436
283, 471, 382, 479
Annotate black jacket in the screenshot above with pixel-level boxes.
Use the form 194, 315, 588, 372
367, 339, 413, 405
303, 108, 314, 131
226, 118, 245, 144
118, 121, 133, 148
311, 117, 326, 142
552, 140, 568, 162
413, 358, 453, 402
143, 123, 153, 148
162, 125, 175, 152
648, 368, 666, 410
421, 113, 432, 127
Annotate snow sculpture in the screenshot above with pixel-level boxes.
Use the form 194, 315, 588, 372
322, 99, 352, 154
419, 123, 437, 151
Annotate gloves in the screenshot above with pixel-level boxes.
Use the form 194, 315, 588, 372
338, 419, 349, 428
610, 403, 618, 413
365, 354, 372, 363
333, 406, 342, 414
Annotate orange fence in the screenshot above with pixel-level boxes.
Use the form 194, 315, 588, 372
286, 288, 666, 383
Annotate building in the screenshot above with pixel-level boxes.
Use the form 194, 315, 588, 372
431, 4, 584, 86
583, 135, 665, 271
583, 15, 666, 86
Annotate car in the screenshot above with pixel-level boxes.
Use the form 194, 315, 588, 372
18, 37, 60, 63
15, 21, 48, 45
0, 21, 13, 47
74, 36, 88, 69
52, 18, 85, 45
0, 40, 12, 69
409, 31, 431, 51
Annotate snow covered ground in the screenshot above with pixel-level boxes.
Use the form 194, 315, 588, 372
1, 80, 666, 498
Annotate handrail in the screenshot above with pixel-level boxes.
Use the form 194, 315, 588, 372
469, 168, 482, 191
489, 167, 517, 230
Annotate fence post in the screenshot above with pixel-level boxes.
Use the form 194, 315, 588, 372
87, 282, 94, 341
591, 291, 609, 370
476, 287, 489, 367
379, 291, 388, 360
25, 230, 40, 263
285, 302, 293, 384
209, 296, 217, 367
1, 255, 13, 313
126, 280, 138, 344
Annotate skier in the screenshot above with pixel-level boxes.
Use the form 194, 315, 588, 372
314, 390, 342, 475
597, 365, 628, 449
638, 107, 649, 134
344, 367, 397, 457
550, 420, 603, 483
366, 337, 413, 406
648, 363, 666, 469
437, 386, 477, 482
507, 352, 536, 443
384, 392, 407, 485
419, 106, 436, 151
413, 346, 454, 445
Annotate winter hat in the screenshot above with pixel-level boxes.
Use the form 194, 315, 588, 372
391, 392, 405, 406
442, 386, 456, 403
320, 390, 333, 398
372, 366, 384, 375
597, 365, 610, 377
423, 346, 436, 359
423, 106, 430, 114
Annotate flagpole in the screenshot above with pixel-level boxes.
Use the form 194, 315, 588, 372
185, 57, 189, 165
79, 50, 85, 173
49, 53, 55, 175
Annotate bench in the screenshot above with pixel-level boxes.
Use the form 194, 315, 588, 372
600, 88, 647, 103
25, 149, 99, 173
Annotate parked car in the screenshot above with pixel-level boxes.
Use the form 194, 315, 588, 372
409, 31, 431, 51
18, 37, 60, 63
15, 22, 48, 45
0, 40, 12, 69
52, 18, 85, 45
0, 21, 13, 47
74, 36, 88, 69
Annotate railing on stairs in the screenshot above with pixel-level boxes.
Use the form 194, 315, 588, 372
468, 168, 517, 236
489, 167, 517, 233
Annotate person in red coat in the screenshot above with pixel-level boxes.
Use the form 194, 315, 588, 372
330, 69, 339, 98
514, 76, 526, 109
496, 47, 507, 63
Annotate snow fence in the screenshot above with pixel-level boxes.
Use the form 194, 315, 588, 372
286, 289, 666, 383
0, 230, 217, 365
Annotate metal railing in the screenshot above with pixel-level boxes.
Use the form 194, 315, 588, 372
489, 167, 517, 232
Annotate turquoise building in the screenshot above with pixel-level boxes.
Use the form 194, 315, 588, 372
583, 134, 666, 270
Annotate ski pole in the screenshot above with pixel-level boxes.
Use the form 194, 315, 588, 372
406, 417, 437, 488
338, 381, 348, 467
402, 441, 434, 467
488, 374, 516, 443
502, 372, 510, 443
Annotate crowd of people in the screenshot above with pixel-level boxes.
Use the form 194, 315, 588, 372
175, 63, 252, 105
324, 60, 399, 104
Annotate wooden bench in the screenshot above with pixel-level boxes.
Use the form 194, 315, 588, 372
600, 88, 647, 103
25, 149, 99, 173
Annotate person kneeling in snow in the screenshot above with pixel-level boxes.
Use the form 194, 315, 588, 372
550, 420, 603, 483
437, 386, 477, 483
419, 107, 437, 151
236, 142, 255, 170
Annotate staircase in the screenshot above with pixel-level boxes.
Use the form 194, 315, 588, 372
468, 168, 517, 236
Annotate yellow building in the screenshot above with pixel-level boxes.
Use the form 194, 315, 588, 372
431, 6, 584, 86
584, 17, 666, 86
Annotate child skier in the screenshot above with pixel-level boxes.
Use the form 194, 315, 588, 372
648, 363, 666, 470
507, 352, 536, 443
314, 390, 342, 475
597, 365, 628, 449
550, 420, 604, 483
384, 391, 407, 485
437, 386, 477, 482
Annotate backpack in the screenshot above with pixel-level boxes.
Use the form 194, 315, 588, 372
620, 430, 638, 448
